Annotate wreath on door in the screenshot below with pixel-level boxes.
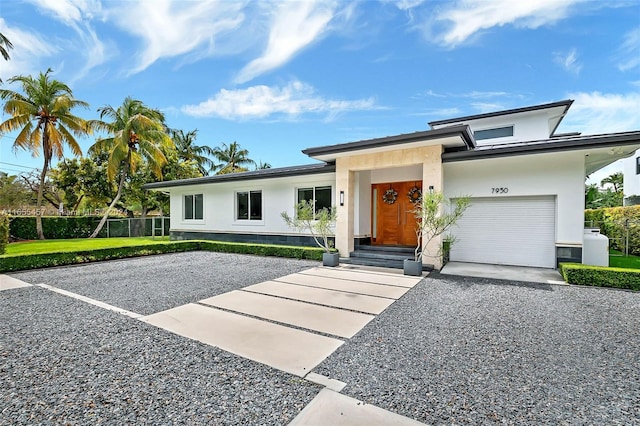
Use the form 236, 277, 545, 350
407, 186, 422, 204
382, 188, 398, 204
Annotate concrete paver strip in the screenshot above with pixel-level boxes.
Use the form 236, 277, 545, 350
0, 275, 32, 291
243, 281, 394, 315
289, 388, 426, 426
200, 290, 374, 339
140, 303, 343, 377
275, 273, 409, 299
300, 267, 421, 288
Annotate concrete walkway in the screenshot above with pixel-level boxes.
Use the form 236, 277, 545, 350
440, 261, 565, 284
141, 266, 425, 424
141, 266, 421, 377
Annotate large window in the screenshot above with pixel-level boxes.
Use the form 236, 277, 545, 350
474, 126, 514, 141
237, 190, 262, 220
636, 157, 640, 175
297, 186, 332, 216
184, 194, 203, 220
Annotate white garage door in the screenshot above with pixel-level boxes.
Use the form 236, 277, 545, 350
449, 196, 556, 268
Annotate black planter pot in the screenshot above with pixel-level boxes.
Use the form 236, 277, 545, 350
403, 259, 423, 276
323, 252, 340, 267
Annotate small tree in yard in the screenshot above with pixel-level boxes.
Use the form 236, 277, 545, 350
281, 200, 336, 253
412, 191, 470, 263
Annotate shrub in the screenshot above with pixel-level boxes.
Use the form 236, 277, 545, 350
585, 206, 640, 255
0, 214, 8, 255
9, 216, 110, 240
0, 240, 324, 273
560, 263, 640, 291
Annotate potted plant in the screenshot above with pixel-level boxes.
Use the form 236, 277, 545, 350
281, 200, 339, 266
405, 191, 470, 276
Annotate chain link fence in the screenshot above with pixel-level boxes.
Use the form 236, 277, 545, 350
106, 217, 170, 238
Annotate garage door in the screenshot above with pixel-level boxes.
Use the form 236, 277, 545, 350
449, 196, 556, 268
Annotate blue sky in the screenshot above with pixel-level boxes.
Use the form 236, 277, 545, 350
1, 0, 639, 185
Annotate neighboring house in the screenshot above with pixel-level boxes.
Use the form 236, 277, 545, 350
623, 149, 640, 205
144, 100, 640, 270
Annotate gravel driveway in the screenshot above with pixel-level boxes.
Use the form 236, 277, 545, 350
315, 274, 640, 424
3, 255, 639, 424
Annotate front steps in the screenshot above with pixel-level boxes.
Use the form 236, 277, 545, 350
340, 245, 415, 270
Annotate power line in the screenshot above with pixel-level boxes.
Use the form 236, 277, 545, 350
0, 161, 37, 170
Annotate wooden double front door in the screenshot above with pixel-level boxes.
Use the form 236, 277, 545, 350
372, 181, 422, 246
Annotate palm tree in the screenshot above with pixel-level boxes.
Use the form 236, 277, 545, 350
212, 141, 255, 175
0, 69, 90, 239
0, 32, 13, 60
171, 128, 216, 176
255, 161, 272, 170
87, 97, 172, 238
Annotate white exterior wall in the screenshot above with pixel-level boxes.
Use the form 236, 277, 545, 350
623, 149, 640, 197
168, 173, 335, 236
355, 171, 371, 237
443, 151, 585, 247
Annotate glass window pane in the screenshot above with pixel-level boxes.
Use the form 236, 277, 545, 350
474, 126, 514, 141
237, 192, 248, 220
250, 191, 262, 220
184, 195, 193, 220
315, 186, 332, 213
297, 188, 313, 204
194, 194, 203, 220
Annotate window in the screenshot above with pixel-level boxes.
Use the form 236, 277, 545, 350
297, 186, 332, 216
636, 157, 640, 175
237, 190, 262, 220
184, 194, 203, 220
474, 126, 514, 141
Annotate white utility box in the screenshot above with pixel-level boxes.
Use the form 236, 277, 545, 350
582, 228, 609, 267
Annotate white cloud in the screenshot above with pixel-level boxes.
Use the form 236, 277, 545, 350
24, 0, 108, 82
181, 80, 376, 121
616, 27, 640, 72
470, 102, 505, 113
431, 0, 584, 48
561, 91, 640, 135
235, 1, 337, 84
554, 48, 582, 75
106, 0, 245, 75
0, 18, 59, 81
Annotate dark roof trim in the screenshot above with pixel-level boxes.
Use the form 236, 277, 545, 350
144, 163, 335, 190
302, 125, 475, 157
428, 99, 574, 128
442, 131, 640, 162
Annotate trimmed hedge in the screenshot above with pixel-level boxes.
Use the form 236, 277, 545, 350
560, 263, 640, 291
0, 240, 325, 273
0, 214, 8, 255
10, 216, 109, 240
585, 206, 640, 255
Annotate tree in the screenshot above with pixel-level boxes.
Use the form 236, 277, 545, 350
212, 141, 255, 174
0, 69, 91, 239
601, 172, 623, 193
87, 97, 172, 238
0, 32, 13, 61
255, 161, 272, 170
171, 129, 215, 176
281, 200, 336, 253
0, 172, 36, 208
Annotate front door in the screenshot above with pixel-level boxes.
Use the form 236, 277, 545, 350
372, 181, 422, 246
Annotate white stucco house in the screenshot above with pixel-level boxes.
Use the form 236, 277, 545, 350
623, 149, 640, 205
145, 100, 640, 270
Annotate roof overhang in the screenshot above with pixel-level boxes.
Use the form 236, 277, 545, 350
442, 131, 640, 174
302, 125, 475, 162
143, 163, 335, 191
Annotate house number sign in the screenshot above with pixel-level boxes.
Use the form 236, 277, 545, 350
492, 187, 509, 194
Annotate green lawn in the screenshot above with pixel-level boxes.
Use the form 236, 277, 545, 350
2, 236, 170, 257
609, 250, 640, 269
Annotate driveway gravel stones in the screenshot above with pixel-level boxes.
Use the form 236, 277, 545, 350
315, 275, 640, 424
9, 251, 318, 315
1, 286, 320, 425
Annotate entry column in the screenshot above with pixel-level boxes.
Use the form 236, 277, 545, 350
335, 158, 354, 257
